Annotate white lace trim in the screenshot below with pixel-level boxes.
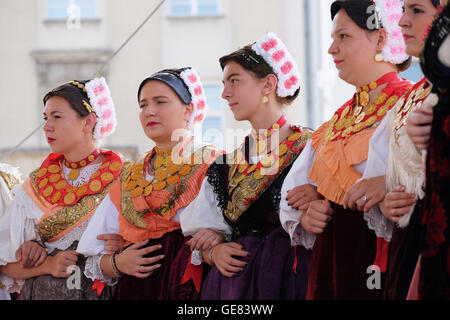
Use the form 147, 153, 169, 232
61, 161, 103, 187
364, 205, 395, 242
289, 221, 316, 250
45, 219, 91, 254
84, 255, 118, 286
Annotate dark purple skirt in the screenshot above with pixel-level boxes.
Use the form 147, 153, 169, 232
113, 229, 200, 300
201, 226, 310, 300
306, 203, 383, 300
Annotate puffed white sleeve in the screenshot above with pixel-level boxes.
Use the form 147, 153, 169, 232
180, 177, 232, 239
361, 113, 394, 241
0, 185, 42, 292
77, 194, 119, 286
279, 139, 318, 250
180, 176, 233, 265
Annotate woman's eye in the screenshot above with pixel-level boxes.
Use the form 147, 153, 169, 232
43, 117, 48, 121
139, 104, 146, 109
413, 7, 424, 14
340, 34, 348, 39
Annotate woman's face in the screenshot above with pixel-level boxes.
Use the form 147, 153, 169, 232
399, 0, 438, 57
328, 9, 381, 85
221, 61, 266, 121
43, 96, 91, 155
139, 80, 192, 145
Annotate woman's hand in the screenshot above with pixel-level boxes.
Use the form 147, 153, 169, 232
300, 199, 333, 235
186, 228, 225, 252
15, 241, 47, 268
286, 184, 323, 211
207, 242, 249, 278
115, 239, 164, 278
97, 233, 125, 255
380, 186, 416, 223
406, 101, 434, 150
343, 176, 386, 212
46, 250, 79, 278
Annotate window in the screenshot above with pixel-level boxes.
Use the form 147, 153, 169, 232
169, 0, 219, 16
46, 0, 97, 20
200, 84, 225, 149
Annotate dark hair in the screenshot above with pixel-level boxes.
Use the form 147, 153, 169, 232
43, 81, 91, 118
331, 0, 412, 71
219, 46, 300, 106
431, 0, 441, 7
137, 68, 192, 104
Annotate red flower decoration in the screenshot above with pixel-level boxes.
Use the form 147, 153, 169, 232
262, 38, 277, 51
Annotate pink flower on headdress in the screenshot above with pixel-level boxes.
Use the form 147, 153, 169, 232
197, 100, 206, 110
284, 75, 298, 90
98, 96, 109, 106
281, 61, 293, 75
101, 109, 112, 120
388, 13, 401, 23
262, 38, 277, 51
390, 46, 404, 55
100, 122, 114, 135
93, 85, 105, 96
194, 85, 203, 96
194, 113, 204, 124
188, 74, 198, 84
272, 50, 285, 62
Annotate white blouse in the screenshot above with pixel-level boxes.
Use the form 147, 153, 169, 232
279, 120, 389, 249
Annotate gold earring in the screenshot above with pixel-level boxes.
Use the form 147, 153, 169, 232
262, 96, 269, 104
375, 53, 384, 62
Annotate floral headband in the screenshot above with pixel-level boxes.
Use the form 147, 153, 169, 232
372, 0, 409, 64
250, 32, 301, 98
179, 68, 208, 128
71, 77, 117, 140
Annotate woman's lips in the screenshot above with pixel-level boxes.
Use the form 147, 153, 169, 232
146, 121, 159, 127
47, 137, 56, 143
228, 102, 238, 109
403, 34, 414, 41
334, 59, 344, 66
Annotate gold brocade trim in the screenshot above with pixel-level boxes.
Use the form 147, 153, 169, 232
0, 170, 21, 191
33, 161, 130, 242
224, 128, 312, 222
120, 146, 216, 229
0, 280, 5, 289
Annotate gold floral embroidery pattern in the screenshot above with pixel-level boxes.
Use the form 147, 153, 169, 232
224, 128, 312, 222
0, 170, 21, 191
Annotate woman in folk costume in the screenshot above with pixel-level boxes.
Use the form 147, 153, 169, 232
77, 67, 221, 300
344, 0, 442, 300
404, 0, 450, 299
181, 33, 315, 300
0, 78, 124, 300
280, 0, 414, 299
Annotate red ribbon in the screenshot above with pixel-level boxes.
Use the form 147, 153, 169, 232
180, 253, 203, 293
292, 246, 298, 274
372, 237, 389, 273
91, 279, 106, 297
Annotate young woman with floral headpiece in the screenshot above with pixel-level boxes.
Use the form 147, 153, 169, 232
280, 0, 414, 299
77, 67, 222, 300
180, 33, 316, 300
0, 77, 125, 300
340, 0, 442, 300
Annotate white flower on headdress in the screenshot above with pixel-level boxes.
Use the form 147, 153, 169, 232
251, 32, 301, 98
84, 77, 117, 140
179, 68, 208, 129
373, 0, 409, 64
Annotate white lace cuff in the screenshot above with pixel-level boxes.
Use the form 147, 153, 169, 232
287, 220, 316, 250
190, 249, 203, 266
364, 205, 394, 241
0, 272, 24, 293
84, 255, 118, 287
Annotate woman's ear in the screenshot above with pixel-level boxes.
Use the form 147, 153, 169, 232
184, 102, 194, 125
262, 73, 278, 97
376, 28, 388, 53
83, 113, 97, 134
